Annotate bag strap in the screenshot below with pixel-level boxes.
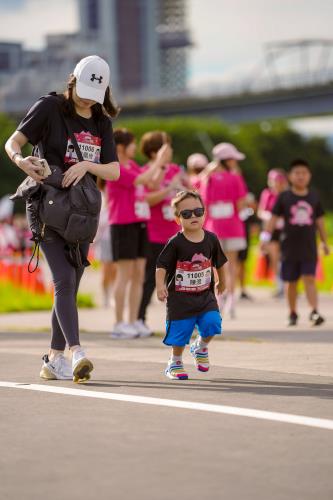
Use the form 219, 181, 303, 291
62, 117, 85, 163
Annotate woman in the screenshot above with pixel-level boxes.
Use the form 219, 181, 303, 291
107, 128, 171, 339
137, 131, 186, 334
5, 55, 120, 382
200, 142, 247, 318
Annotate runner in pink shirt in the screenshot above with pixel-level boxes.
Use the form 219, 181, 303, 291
137, 131, 187, 332
187, 153, 209, 190
106, 128, 172, 339
258, 168, 288, 297
200, 142, 247, 318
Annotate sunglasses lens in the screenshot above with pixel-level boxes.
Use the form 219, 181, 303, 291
180, 210, 192, 219
194, 208, 205, 217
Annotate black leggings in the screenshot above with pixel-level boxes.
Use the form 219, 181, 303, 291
138, 242, 164, 322
40, 236, 89, 351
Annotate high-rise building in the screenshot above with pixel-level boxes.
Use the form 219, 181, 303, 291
78, 0, 191, 98
0, 0, 191, 114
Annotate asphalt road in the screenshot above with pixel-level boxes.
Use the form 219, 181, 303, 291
1, 331, 333, 500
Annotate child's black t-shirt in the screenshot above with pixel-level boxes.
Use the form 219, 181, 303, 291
156, 230, 227, 320
17, 94, 118, 170
272, 189, 324, 262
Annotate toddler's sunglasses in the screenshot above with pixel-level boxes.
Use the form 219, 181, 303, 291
179, 207, 205, 219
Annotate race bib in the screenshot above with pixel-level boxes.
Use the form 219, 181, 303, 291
175, 259, 212, 293
162, 204, 174, 221
64, 131, 101, 165
135, 201, 150, 219
209, 202, 234, 219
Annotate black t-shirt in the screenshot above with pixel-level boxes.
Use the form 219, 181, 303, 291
272, 189, 324, 262
17, 94, 118, 171
156, 230, 227, 320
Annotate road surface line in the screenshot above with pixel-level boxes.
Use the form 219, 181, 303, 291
1, 381, 333, 430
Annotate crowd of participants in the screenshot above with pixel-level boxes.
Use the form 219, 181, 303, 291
92, 128, 329, 337
1, 129, 329, 335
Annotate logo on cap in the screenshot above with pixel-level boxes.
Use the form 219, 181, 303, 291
91, 74, 103, 84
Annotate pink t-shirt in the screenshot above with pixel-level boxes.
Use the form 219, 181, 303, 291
145, 163, 180, 244
190, 174, 201, 191
106, 160, 150, 225
258, 188, 277, 213
201, 170, 246, 239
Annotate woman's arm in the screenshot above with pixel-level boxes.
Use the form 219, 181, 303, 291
145, 173, 182, 207
134, 144, 172, 187
62, 160, 120, 187
5, 131, 45, 183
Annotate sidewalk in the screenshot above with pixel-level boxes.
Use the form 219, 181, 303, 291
1, 268, 332, 378
1, 267, 332, 334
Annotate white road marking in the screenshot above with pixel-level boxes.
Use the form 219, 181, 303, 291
1, 381, 333, 431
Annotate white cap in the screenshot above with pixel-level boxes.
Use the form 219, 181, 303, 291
73, 55, 110, 104
212, 142, 245, 161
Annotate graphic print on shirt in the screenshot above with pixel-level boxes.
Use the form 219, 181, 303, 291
289, 201, 313, 226
64, 131, 101, 165
175, 253, 212, 293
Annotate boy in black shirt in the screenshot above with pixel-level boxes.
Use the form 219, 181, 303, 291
156, 190, 227, 380
261, 159, 329, 326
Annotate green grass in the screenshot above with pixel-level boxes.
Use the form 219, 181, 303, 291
0, 282, 95, 313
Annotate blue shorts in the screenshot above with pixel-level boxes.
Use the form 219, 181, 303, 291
281, 260, 317, 282
164, 310, 222, 347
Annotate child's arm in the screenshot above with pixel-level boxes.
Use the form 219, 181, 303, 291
316, 216, 330, 255
260, 214, 279, 251
156, 268, 168, 301
215, 265, 226, 295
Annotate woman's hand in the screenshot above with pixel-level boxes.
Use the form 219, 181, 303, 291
18, 156, 45, 183
62, 161, 89, 188
156, 143, 173, 166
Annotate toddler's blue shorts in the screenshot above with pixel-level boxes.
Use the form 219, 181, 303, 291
163, 310, 222, 347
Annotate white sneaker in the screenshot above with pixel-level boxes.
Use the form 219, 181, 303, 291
40, 354, 72, 380
72, 349, 94, 383
132, 320, 152, 338
110, 322, 138, 339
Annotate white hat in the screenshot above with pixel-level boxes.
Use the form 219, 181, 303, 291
73, 55, 110, 104
212, 142, 245, 161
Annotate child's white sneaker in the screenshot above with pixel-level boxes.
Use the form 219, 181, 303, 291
190, 338, 210, 372
40, 354, 72, 380
72, 349, 93, 383
165, 359, 188, 380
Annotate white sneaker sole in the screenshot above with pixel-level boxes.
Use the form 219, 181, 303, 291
39, 366, 72, 381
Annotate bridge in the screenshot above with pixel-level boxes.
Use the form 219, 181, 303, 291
120, 83, 333, 123
120, 39, 333, 123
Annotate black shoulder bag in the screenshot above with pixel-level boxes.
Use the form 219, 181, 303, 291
11, 118, 102, 270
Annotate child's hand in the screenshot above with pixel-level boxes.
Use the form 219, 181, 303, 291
322, 242, 330, 256
157, 285, 168, 301
215, 281, 226, 295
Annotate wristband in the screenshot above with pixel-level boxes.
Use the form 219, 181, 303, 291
260, 231, 272, 243
11, 152, 23, 163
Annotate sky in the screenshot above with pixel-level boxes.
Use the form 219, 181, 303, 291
1, 0, 333, 134
1, 0, 333, 85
